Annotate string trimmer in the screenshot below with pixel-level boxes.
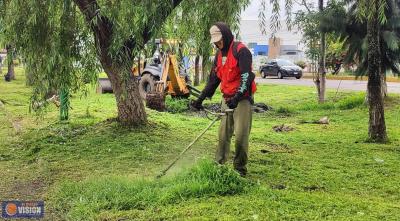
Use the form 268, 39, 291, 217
156, 108, 233, 178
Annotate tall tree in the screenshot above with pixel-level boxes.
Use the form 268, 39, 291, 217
0, 0, 6, 78
315, 0, 326, 103
259, 0, 329, 102
313, 0, 392, 141
366, 4, 386, 142
4, 44, 15, 81
294, 1, 346, 83
3, 0, 250, 125
356, 0, 389, 142
3, 0, 185, 125
161, 0, 249, 84
339, 0, 400, 98
365, 0, 388, 142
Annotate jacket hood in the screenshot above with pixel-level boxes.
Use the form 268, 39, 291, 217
214, 22, 234, 55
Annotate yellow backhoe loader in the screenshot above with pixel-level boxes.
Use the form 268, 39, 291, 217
146, 53, 201, 111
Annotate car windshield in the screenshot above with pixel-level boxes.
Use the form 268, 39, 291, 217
277, 60, 295, 66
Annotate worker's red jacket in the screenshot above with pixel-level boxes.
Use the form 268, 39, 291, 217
199, 41, 256, 102
216, 41, 257, 98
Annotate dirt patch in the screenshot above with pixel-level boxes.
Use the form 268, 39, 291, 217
271, 184, 287, 190
303, 185, 325, 192
273, 124, 295, 132
5, 177, 48, 199
384, 96, 400, 109
253, 103, 272, 113
261, 142, 293, 154
0, 154, 13, 161
12, 117, 23, 134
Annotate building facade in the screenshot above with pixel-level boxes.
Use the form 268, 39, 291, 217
239, 19, 306, 64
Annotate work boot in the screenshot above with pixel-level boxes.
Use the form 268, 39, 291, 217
235, 168, 247, 177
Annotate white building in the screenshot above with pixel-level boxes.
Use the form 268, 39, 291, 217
238, 19, 307, 66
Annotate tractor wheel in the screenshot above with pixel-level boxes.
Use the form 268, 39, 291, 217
139, 74, 156, 99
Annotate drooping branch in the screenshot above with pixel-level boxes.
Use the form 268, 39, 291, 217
293, 0, 312, 13
74, 0, 184, 68
136, 0, 184, 48
73, 0, 113, 67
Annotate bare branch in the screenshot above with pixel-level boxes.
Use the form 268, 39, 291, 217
73, 0, 113, 66
293, 0, 312, 13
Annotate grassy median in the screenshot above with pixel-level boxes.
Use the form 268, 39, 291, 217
0, 68, 399, 220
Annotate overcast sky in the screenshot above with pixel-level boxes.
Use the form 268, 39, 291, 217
239, 0, 321, 50
241, 0, 319, 20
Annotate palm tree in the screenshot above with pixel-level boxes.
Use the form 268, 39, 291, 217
341, 0, 400, 98
353, 0, 393, 142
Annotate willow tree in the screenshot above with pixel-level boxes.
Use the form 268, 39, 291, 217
4, 0, 190, 125
4, 45, 15, 81
161, 0, 250, 85
5, 0, 253, 125
0, 0, 14, 81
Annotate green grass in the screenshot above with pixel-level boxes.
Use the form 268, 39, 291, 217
165, 96, 190, 113
50, 160, 251, 220
0, 67, 399, 220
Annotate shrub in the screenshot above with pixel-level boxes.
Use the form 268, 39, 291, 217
165, 97, 189, 113
336, 94, 365, 110
295, 61, 307, 69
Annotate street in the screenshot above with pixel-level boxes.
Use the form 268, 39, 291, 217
256, 77, 400, 94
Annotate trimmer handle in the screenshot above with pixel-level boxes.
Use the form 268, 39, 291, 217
224, 109, 234, 113
204, 108, 234, 117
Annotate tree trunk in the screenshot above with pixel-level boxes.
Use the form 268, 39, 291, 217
74, 0, 183, 126
4, 45, 15, 81
26, 72, 35, 86
381, 72, 387, 98
0, 55, 2, 76
194, 55, 200, 86
7, 59, 15, 80
367, 5, 387, 142
106, 67, 147, 126
315, 0, 326, 103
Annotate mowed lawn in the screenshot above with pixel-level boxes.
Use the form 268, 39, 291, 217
0, 68, 399, 220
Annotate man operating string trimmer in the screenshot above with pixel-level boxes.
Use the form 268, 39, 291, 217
191, 22, 256, 177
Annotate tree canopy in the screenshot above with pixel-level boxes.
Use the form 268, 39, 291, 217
0, 0, 249, 125
339, 0, 400, 76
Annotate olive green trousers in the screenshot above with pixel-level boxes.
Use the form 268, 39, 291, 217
216, 99, 252, 175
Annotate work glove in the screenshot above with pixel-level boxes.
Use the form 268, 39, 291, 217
226, 95, 240, 109
190, 99, 204, 111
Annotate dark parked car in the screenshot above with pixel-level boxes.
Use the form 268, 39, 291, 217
259, 59, 303, 79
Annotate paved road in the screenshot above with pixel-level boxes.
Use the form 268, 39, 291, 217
256, 77, 400, 94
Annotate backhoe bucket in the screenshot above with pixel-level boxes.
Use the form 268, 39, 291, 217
146, 92, 165, 111
146, 79, 166, 112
